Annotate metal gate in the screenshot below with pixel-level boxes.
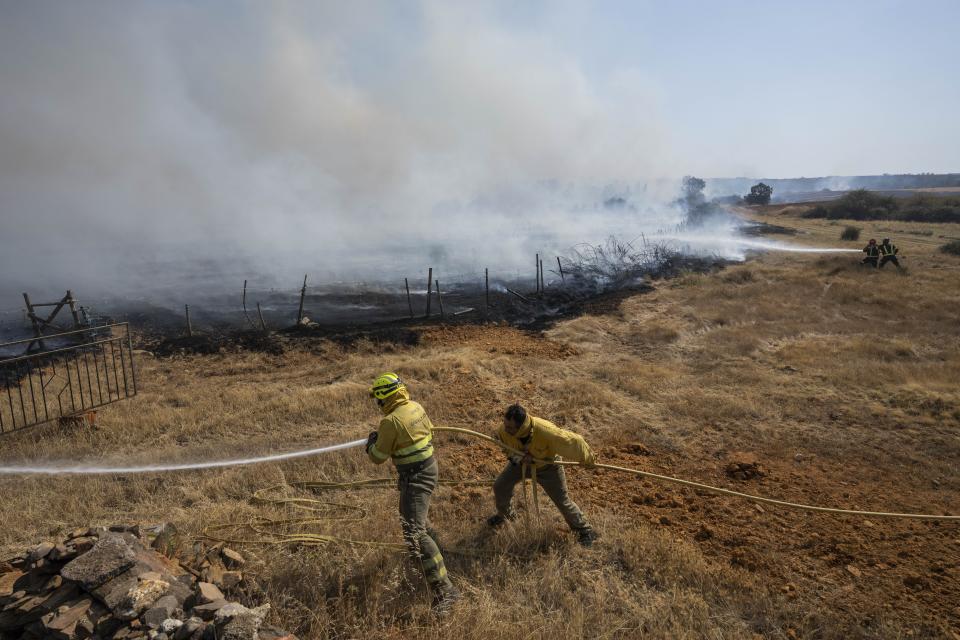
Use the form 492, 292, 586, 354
0, 323, 138, 434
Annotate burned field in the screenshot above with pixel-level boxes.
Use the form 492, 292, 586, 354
1, 210, 958, 639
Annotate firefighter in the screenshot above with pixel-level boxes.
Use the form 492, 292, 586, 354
861, 238, 880, 268
487, 403, 599, 547
366, 373, 459, 612
879, 238, 902, 269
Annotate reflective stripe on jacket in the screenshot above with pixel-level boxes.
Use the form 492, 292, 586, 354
863, 245, 880, 257
368, 388, 434, 466
497, 415, 594, 470
880, 243, 898, 256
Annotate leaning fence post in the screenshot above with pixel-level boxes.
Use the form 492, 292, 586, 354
297, 274, 308, 325
66, 290, 82, 329
405, 278, 414, 318
424, 267, 433, 318
557, 256, 565, 282
184, 305, 193, 337
539, 258, 545, 294
22, 292, 44, 352
435, 279, 444, 319
256, 303, 267, 331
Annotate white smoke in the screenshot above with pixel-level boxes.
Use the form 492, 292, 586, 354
0, 2, 690, 305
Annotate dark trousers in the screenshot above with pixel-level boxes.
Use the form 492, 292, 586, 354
397, 457, 453, 594
861, 256, 878, 267
879, 255, 901, 269
493, 462, 591, 532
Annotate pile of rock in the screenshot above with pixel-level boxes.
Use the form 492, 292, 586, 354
0, 525, 295, 640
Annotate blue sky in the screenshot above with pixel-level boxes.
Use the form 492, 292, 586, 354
504, 0, 960, 177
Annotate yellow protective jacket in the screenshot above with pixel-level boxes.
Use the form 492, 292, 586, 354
367, 388, 435, 467
497, 415, 595, 470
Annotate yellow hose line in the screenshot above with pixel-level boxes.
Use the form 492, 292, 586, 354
432, 426, 959, 522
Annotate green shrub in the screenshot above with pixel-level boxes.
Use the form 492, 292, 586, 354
940, 240, 960, 256
840, 226, 861, 241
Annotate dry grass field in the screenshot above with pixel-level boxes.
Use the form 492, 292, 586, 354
1, 207, 959, 639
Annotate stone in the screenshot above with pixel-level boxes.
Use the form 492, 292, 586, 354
220, 549, 245, 569
71, 537, 97, 553
91, 571, 140, 611
67, 528, 91, 540
115, 579, 170, 620
0, 570, 25, 598
190, 600, 228, 621
61, 534, 137, 589
49, 544, 79, 563
147, 524, 179, 556
173, 617, 203, 640
161, 618, 184, 634
44, 597, 93, 636
845, 564, 862, 578
143, 595, 179, 628
29, 542, 56, 562
195, 583, 224, 605
218, 613, 261, 640
220, 572, 242, 590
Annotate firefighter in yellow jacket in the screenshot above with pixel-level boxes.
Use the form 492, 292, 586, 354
366, 373, 459, 611
487, 403, 599, 547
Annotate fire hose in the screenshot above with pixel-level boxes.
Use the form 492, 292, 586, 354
200, 425, 958, 551
0, 426, 955, 552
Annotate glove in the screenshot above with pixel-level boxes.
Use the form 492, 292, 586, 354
366, 431, 379, 452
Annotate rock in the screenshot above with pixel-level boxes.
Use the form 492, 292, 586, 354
61, 534, 137, 589
0, 570, 25, 597
161, 618, 184, 634
67, 528, 92, 540
29, 542, 56, 562
49, 544, 78, 563
218, 613, 261, 640
195, 583, 224, 605
42, 596, 93, 638
90, 570, 140, 611
143, 595, 180, 629
147, 524, 179, 556
845, 564, 862, 578
259, 626, 299, 640
191, 599, 228, 621
220, 549, 245, 569
173, 617, 203, 640
220, 572, 242, 590
71, 537, 97, 553
115, 579, 170, 620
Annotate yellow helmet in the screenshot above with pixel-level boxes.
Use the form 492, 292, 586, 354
370, 372, 405, 400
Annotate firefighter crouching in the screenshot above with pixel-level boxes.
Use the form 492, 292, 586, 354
366, 373, 459, 613
862, 238, 880, 267
487, 404, 599, 547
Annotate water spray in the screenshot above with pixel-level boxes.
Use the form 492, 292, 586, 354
0, 438, 366, 475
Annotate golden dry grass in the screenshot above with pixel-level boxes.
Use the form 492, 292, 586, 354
1, 209, 959, 639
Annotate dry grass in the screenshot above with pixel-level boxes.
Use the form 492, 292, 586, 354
1, 211, 960, 638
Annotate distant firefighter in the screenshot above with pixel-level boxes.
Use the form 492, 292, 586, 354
878, 238, 902, 269
487, 403, 599, 547
861, 238, 880, 267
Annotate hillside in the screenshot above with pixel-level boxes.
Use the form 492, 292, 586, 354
1, 208, 959, 639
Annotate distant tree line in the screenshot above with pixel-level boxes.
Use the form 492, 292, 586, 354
803, 189, 960, 223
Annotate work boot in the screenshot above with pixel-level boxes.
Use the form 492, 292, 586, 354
576, 528, 599, 548
486, 513, 515, 528
431, 586, 461, 617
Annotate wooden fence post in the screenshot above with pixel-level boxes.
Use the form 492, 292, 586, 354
256, 303, 267, 331
557, 256, 564, 282
424, 267, 433, 317
535, 253, 540, 294
405, 278, 414, 318
435, 280, 444, 319
485, 268, 490, 314
184, 305, 193, 337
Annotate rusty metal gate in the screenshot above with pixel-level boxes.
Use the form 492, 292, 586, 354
0, 323, 138, 434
